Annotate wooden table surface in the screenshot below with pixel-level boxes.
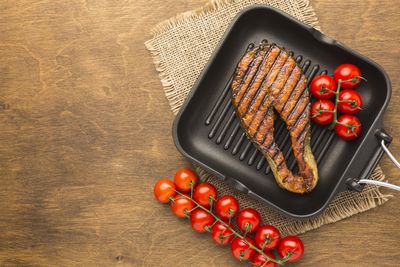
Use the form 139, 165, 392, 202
0, 0, 399, 266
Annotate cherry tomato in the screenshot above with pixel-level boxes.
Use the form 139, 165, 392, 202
334, 115, 362, 141
310, 75, 337, 99
334, 64, 363, 89
211, 221, 234, 245
174, 168, 198, 193
230, 237, 256, 261
236, 208, 262, 234
153, 179, 176, 203
251, 252, 277, 267
278, 236, 304, 263
310, 100, 335, 125
190, 208, 215, 233
254, 225, 281, 251
170, 194, 195, 218
193, 182, 217, 208
338, 90, 363, 114
215, 195, 239, 221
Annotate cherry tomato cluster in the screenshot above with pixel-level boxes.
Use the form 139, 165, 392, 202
310, 64, 364, 140
154, 168, 305, 266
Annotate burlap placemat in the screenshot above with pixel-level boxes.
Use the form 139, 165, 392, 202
145, 0, 391, 236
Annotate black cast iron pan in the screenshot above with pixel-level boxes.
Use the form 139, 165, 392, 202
172, 5, 396, 219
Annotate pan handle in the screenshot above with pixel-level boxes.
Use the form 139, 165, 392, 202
346, 129, 400, 192
379, 139, 400, 168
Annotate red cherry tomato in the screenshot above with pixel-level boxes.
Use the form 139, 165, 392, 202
278, 236, 304, 263
251, 252, 277, 267
190, 209, 215, 233
338, 90, 363, 114
334, 115, 362, 141
153, 179, 176, 203
254, 225, 281, 251
215, 195, 239, 221
334, 64, 363, 89
310, 75, 337, 99
236, 208, 262, 234
230, 237, 256, 261
174, 168, 198, 193
211, 221, 234, 245
170, 194, 195, 218
310, 100, 335, 125
193, 182, 217, 208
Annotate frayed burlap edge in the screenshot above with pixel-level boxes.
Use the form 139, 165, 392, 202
144, 0, 320, 115
144, 0, 392, 235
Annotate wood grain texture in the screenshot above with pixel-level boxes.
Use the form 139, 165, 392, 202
0, 0, 398, 266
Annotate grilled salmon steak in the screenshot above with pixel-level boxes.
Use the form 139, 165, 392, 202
231, 43, 318, 193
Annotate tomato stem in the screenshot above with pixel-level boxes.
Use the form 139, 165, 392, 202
222, 232, 235, 239
330, 82, 340, 129
337, 99, 355, 103
355, 76, 367, 82
335, 121, 358, 130
282, 250, 294, 262
244, 223, 252, 237
184, 209, 191, 218
172, 190, 288, 265
320, 85, 336, 94
327, 76, 366, 130
210, 220, 218, 228
242, 246, 252, 260
228, 209, 234, 225
190, 181, 194, 198
261, 236, 273, 251
311, 109, 334, 119
329, 78, 342, 130
188, 206, 197, 213
209, 196, 214, 212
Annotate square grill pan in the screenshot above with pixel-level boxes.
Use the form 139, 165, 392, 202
172, 5, 392, 219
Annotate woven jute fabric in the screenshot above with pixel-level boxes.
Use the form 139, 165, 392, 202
145, 0, 391, 236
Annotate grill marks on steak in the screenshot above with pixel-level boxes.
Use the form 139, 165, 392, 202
231, 43, 318, 193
